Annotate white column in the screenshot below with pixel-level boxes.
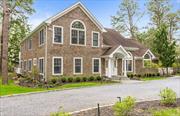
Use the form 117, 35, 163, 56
124, 59, 127, 77
108, 58, 112, 78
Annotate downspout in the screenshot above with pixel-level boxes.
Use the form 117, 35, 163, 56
45, 25, 48, 81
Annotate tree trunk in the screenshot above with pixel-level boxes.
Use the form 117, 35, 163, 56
2, 0, 10, 85
166, 67, 169, 77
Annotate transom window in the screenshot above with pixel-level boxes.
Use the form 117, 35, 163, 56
39, 29, 45, 46
93, 58, 100, 73
74, 57, 83, 74
53, 26, 63, 44
92, 32, 99, 47
53, 57, 63, 75
71, 20, 86, 45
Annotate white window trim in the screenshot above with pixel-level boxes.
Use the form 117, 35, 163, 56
38, 57, 44, 75
52, 56, 63, 75
52, 25, 64, 44
126, 59, 133, 72
92, 58, 101, 74
73, 57, 83, 75
70, 20, 86, 46
28, 59, 32, 72
39, 29, 45, 47
92, 31, 100, 47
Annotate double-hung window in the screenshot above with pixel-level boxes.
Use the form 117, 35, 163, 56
39, 29, 45, 46
24, 60, 27, 70
74, 57, 83, 74
71, 21, 85, 45
126, 60, 133, 72
92, 32, 99, 47
92, 58, 100, 73
53, 57, 63, 75
39, 58, 44, 74
53, 26, 63, 44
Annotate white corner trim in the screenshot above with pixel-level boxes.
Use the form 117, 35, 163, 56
92, 58, 101, 74
92, 31, 100, 47
52, 56, 63, 75
70, 20, 86, 46
45, 26, 48, 80
52, 25, 64, 44
73, 57, 83, 75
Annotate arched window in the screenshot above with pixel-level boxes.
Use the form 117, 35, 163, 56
71, 20, 86, 45
143, 53, 152, 68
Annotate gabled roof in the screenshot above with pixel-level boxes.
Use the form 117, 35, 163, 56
21, 2, 106, 44
45, 2, 106, 32
102, 28, 154, 58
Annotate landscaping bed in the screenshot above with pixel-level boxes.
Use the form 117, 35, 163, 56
71, 98, 180, 116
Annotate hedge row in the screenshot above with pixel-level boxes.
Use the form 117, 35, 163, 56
50, 76, 102, 84
127, 73, 160, 78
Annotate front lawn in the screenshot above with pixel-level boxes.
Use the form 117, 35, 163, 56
140, 76, 166, 81
0, 76, 115, 96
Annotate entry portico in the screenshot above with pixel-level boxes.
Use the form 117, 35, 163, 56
102, 45, 131, 78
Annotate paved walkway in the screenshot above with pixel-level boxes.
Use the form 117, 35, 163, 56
0, 77, 180, 116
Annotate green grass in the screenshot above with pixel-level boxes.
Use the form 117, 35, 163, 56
0, 75, 115, 96
152, 107, 180, 116
140, 76, 166, 81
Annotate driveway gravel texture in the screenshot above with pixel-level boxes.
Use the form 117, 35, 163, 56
0, 77, 180, 116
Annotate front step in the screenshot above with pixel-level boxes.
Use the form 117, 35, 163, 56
112, 75, 130, 80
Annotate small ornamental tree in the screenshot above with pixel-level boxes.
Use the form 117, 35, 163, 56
154, 24, 176, 76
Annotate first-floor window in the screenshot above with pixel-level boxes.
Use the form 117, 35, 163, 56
93, 58, 100, 73
74, 57, 83, 74
39, 58, 44, 74
126, 60, 133, 72
28, 59, 32, 71
53, 57, 63, 75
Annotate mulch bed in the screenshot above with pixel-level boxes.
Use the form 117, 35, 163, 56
71, 98, 180, 116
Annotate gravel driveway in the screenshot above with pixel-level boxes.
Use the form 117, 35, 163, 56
0, 77, 180, 116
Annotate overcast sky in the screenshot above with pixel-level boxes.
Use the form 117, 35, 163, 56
28, 0, 180, 35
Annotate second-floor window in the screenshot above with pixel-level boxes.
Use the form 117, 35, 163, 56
92, 32, 99, 47
53, 26, 63, 44
39, 29, 45, 46
71, 20, 86, 45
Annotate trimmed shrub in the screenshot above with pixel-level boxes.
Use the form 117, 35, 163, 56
50, 77, 58, 84
157, 73, 160, 76
130, 74, 134, 78
149, 73, 152, 77
75, 77, 81, 82
50, 111, 70, 116
82, 77, 87, 82
96, 76, 102, 81
113, 96, 136, 116
67, 77, 73, 83
152, 73, 156, 77
159, 87, 177, 106
137, 74, 141, 78
61, 77, 66, 83
88, 76, 95, 81
152, 108, 180, 116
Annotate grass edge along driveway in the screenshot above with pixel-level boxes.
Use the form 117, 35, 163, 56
0, 78, 115, 96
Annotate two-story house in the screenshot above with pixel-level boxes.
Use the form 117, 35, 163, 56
20, 2, 156, 80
